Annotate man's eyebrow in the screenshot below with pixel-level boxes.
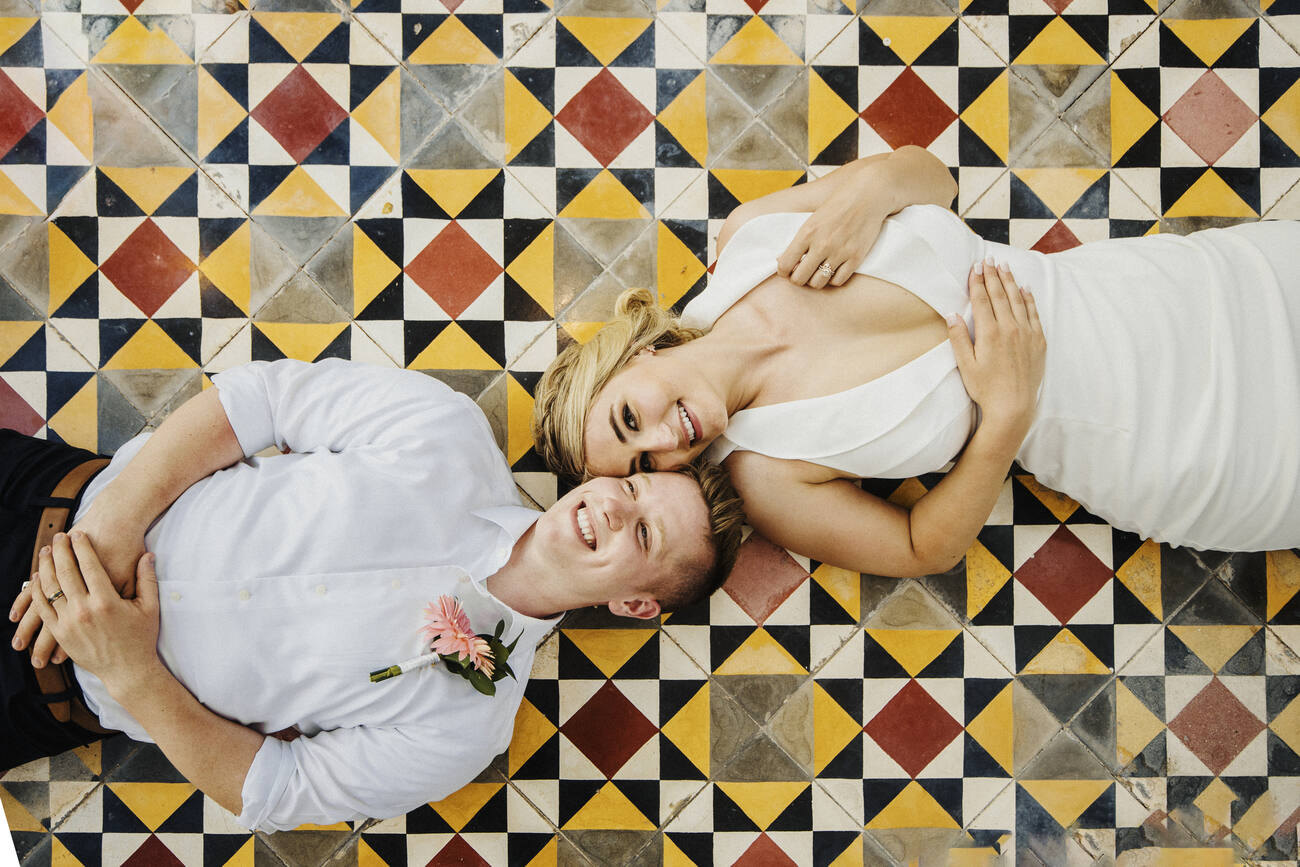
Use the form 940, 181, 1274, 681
609, 406, 626, 444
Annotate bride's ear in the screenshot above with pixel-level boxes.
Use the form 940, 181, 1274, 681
635, 346, 657, 358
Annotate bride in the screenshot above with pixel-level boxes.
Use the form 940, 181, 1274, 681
532, 147, 1300, 576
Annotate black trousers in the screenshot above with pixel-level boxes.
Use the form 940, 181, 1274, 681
1, 429, 115, 771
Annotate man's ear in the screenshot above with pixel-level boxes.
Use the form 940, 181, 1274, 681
608, 597, 661, 620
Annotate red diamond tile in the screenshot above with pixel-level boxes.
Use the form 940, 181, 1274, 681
1168, 677, 1264, 775
1163, 71, 1257, 166
250, 65, 348, 164
722, 534, 809, 624
861, 68, 956, 150
119, 0, 147, 12
405, 222, 502, 318
865, 680, 962, 777
555, 69, 654, 167
560, 681, 658, 778
1044, 0, 1075, 13
439, 0, 466, 11
742, 0, 769, 12
99, 219, 195, 318
1031, 220, 1082, 253
1015, 526, 1112, 624
122, 836, 184, 867
0, 70, 43, 158
429, 835, 492, 867
734, 833, 798, 867
0, 377, 43, 435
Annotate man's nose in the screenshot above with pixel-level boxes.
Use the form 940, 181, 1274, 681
603, 491, 633, 530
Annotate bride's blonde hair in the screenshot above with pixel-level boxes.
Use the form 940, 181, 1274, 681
532, 288, 707, 480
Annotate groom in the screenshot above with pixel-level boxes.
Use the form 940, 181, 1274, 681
4, 359, 744, 831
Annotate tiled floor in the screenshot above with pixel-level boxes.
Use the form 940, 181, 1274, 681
2, 0, 1299, 864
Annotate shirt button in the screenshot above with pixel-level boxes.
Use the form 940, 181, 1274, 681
238, 589, 250, 601
169, 592, 181, 602
315, 585, 327, 596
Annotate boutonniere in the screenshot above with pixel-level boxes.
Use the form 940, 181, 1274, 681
369, 595, 519, 696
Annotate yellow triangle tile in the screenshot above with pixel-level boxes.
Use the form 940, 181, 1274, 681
46, 378, 97, 450
1013, 16, 1105, 66
92, 16, 193, 64
504, 222, 554, 315
1021, 629, 1110, 675
1014, 169, 1108, 219
200, 222, 252, 314
713, 627, 807, 675
716, 782, 807, 830
1018, 779, 1111, 828
812, 562, 859, 621
221, 836, 255, 867
864, 628, 960, 678
294, 821, 351, 831
709, 17, 801, 65
1222, 786, 1287, 852
1269, 692, 1300, 756
352, 69, 401, 162
0, 786, 44, 832
103, 320, 198, 370
255, 322, 348, 362
960, 69, 1008, 164
71, 740, 102, 776
558, 17, 652, 66
408, 16, 498, 65
1116, 539, 1162, 620
100, 167, 194, 215
198, 67, 247, 159
657, 221, 706, 310
559, 169, 649, 219
1168, 624, 1260, 673
947, 849, 1000, 867
710, 170, 804, 205
1267, 549, 1300, 621
0, 321, 40, 365
1015, 474, 1079, 521
252, 166, 347, 217
1164, 18, 1254, 68
0, 168, 40, 216
661, 682, 710, 776
965, 682, 1013, 774
561, 781, 655, 830
1110, 72, 1159, 166
250, 12, 340, 63
522, 836, 558, 867
965, 540, 1011, 621
351, 224, 400, 316
866, 780, 960, 829
508, 697, 557, 775
51, 836, 86, 867
406, 169, 500, 219
46, 72, 93, 162
1263, 79, 1300, 169
1164, 169, 1257, 218
0, 17, 36, 56
860, 17, 955, 66
813, 682, 861, 775
108, 782, 195, 832
506, 374, 534, 465
561, 628, 655, 678
827, 838, 863, 867
1116, 680, 1165, 766
505, 70, 553, 164
885, 476, 927, 508
429, 782, 503, 832
561, 320, 605, 345
658, 72, 707, 167
808, 69, 858, 162
408, 322, 500, 370
49, 223, 98, 315
1193, 777, 1237, 836
663, 835, 699, 867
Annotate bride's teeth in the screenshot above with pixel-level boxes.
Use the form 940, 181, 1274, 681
576, 507, 595, 549
679, 403, 697, 444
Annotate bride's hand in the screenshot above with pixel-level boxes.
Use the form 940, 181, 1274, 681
946, 260, 1046, 440
776, 183, 890, 290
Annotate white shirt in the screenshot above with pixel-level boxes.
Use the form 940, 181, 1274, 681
72, 359, 558, 832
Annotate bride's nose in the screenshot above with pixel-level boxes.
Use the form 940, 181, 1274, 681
648, 423, 676, 452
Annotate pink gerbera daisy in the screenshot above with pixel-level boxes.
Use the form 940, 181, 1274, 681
422, 595, 495, 674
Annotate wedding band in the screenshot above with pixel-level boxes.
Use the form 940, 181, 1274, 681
47, 590, 64, 605
816, 263, 835, 276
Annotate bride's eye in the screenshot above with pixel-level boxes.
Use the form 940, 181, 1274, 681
623, 405, 638, 431
638, 453, 654, 472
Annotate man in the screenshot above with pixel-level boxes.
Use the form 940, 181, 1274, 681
2, 359, 743, 831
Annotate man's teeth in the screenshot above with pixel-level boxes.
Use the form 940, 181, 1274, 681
679, 403, 697, 444
576, 506, 596, 549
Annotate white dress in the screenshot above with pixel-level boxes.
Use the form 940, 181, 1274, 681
682, 205, 1300, 552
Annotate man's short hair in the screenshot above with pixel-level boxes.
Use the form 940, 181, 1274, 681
654, 459, 745, 613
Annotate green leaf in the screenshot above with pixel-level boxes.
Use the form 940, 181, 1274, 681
494, 620, 505, 639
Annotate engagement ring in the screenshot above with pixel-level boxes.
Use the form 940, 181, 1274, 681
816, 263, 835, 276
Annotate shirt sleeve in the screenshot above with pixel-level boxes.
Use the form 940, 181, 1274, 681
211, 359, 481, 458
237, 721, 502, 832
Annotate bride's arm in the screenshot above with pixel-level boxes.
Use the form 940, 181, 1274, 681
716, 146, 957, 287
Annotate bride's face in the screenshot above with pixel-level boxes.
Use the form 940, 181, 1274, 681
582, 349, 724, 477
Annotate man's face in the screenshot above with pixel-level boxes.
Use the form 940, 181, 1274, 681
532, 473, 712, 610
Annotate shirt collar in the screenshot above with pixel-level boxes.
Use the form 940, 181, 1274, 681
467, 505, 558, 646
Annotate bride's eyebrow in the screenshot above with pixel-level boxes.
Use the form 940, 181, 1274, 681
609, 406, 626, 444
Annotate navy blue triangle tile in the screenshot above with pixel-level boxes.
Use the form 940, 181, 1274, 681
964, 678, 1011, 723
964, 732, 1011, 778
302, 120, 350, 165
1076, 783, 1115, 828
350, 64, 393, 110
858, 17, 906, 66
54, 832, 102, 866
355, 281, 402, 320
249, 18, 296, 63
1113, 578, 1161, 626
917, 632, 964, 678
203, 834, 252, 867
659, 737, 708, 781
459, 320, 504, 365
769, 786, 812, 831
0, 327, 44, 371
665, 833, 712, 866
101, 786, 151, 833
250, 324, 287, 361
154, 173, 198, 217
712, 785, 761, 832
302, 23, 350, 64
46, 69, 84, 107
820, 734, 862, 779
47, 165, 89, 214
556, 20, 602, 67
349, 165, 394, 213
1262, 123, 1300, 168
316, 326, 351, 361
1008, 16, 1056, 65
203, 63, 248, 109
96, 170, 144, 217
199, 280, 246, 318
352, 0, 399, 11
155, 790, 204, 834
198, 217, 245, 258
400, 170, 448, 219
864, 632, 911, 678
1064, 174, 1110, 220
609, 24, 654, 68
509, 123, 554, 167
248, 164, 295, 211
98, 319, 142, 364
0, 23, 43, 67
46, 372, 94, 417
813, 831, 861, 867
405, 802, 455, 834
403, 15, 442, 60
503, 279, 549, 322
966, 218, 1009, 244
913, 21, 958, 66
53, 276, 99, 319
1, 118, 44, 164
710, 625, 758, 671
155, 318, 202, 365
204, 117, 248, 164
1214, 20, 1258, 68
457, 170, 504, 219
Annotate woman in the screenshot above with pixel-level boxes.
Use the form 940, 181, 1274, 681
533, 147, 1300, 576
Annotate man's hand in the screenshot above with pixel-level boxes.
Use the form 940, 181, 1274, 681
28, 532, 164, 689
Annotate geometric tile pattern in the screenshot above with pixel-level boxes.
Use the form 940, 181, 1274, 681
5, 0, 1300, 864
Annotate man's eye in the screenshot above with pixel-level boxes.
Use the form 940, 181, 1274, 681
638, 522, 649, 549
638, 453, 653, 472
623, 405, 638, 431
624, 478, 635, 496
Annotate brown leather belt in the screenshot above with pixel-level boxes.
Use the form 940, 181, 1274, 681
28, 457, 115, 734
